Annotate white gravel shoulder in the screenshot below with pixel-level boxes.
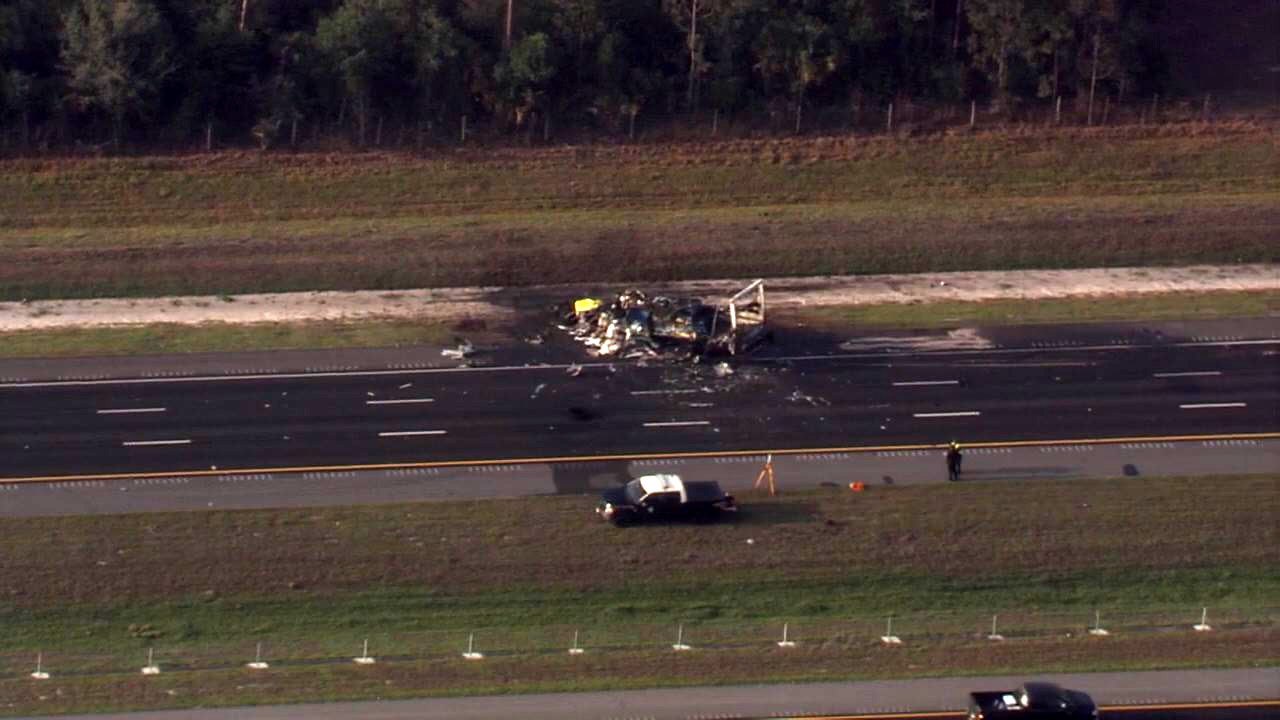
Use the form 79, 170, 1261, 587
3, 264, 1276, 332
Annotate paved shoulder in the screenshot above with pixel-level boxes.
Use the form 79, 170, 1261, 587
37, 667, 1279, 720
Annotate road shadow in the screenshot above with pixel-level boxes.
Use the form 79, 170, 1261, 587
550, 460, 632, 494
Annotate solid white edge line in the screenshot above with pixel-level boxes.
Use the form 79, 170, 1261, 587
630, 389, 700, 396
97, 407, 167, 414
643, 421, 712, 428
5, 338, 1277, 389
122, 439, 191, 447
913, 411, 982, 418
892, 380, 960, 387
366, 398, 435, 405
378, 430, 448, 437
1179, 403, 1247, 409
1154, 371, 1222, 378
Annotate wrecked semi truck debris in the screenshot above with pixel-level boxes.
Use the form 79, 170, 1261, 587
557, 280, 769, 361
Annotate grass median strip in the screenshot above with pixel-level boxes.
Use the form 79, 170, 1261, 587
0, 290, 1275, 360
0, 474, 1275, 715
1, 128, 1276, 300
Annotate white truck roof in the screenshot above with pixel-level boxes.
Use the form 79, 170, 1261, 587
636, 474, 687, 503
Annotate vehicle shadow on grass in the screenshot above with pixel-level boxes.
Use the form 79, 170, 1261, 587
733, 499, 821, 526
607, 499, 820, 529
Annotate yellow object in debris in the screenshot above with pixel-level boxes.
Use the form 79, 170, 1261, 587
574, 298, 602, 314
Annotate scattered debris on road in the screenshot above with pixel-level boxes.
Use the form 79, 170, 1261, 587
441, 339, 475, 359
556, 280, 769, 361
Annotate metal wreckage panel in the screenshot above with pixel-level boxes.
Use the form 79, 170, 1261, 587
556, 280, 770, 361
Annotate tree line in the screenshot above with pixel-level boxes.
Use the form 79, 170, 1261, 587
0, 0, 1271, 151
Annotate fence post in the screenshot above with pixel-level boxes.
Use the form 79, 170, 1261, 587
1054, 97, 1061, 126
1193, 607, 1212, 632
887, 103, 894, 134
462, 632, 484, 660
712, 109, 718, 136
672, 623, 692, 651
30, 652, 50, 680
880, 616, 902, 644
777, 622, 797, 648
354, 638, 375, 664
247, 641, 269, 669
460, 115, 467, 144
1089, 610, 1110, 636
141, 647, 161, 675
970, 100, 976, 129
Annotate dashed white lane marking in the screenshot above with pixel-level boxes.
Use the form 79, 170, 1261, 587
1154, 371, 1223, 378
1180, 402, 1247, 409
378, 430, 448, 437
122, 439, 191, 447
97, 407, 166, 415
365, 398, 435, 405
630, 389, 700, 396
913, 411, 981, 418
642, 420, 711, 428
892, 380, 960, 387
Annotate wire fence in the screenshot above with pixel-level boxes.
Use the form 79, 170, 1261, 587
2, 92, 1276, 156
7, 605, 1276, 680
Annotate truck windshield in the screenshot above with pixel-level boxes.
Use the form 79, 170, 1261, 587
624, 481, 646, 504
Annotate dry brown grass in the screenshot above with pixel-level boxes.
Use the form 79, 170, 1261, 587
1, 474, 1274, 715
2, 124, 1275, 300
2, 476, 1275, 608
0, 629, 1273, 716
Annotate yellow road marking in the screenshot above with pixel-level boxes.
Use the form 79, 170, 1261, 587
1102, 698, 1280, 711
3, 431, 1278, 485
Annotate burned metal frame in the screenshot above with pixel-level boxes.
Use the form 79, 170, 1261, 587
559, 280, 768, 361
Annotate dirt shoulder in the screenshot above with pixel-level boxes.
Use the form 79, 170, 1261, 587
3, 264, 1276, 333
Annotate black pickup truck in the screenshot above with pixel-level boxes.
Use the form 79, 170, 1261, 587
597, 474, 737, 526
968, 682, 1098, 719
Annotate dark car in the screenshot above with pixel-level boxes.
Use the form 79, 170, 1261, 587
969, 681, 1098, 719
597, 474, 737, 526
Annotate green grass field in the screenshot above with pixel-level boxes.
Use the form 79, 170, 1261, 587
1, 474, 1275, 715
1, 125, 1276, 300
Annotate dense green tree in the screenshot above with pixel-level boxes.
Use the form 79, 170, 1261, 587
61, 0, 177, 146
494, 31, 555, 127
315, 0, 409, 144
0, 0, 1263, 151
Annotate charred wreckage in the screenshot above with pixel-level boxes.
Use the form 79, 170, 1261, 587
556, 279, 770, 361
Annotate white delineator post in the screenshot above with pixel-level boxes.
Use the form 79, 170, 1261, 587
31, 652, 50, 680
141, 647, 160, 675
672, 623, 692, 651
354, 638, 375, 665
1089, 610, 1110, 636
1193, 607, 1212, 632
880, 616, 902, 645
462, 633, 484, 660
988, 614, 1004, 641
568, 630, 584, 655
247, 641, 269, 669
776, 622, 796, 648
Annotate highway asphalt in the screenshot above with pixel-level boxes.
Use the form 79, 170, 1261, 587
1, 319, 1276, 485
25, 668, 1279, 720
